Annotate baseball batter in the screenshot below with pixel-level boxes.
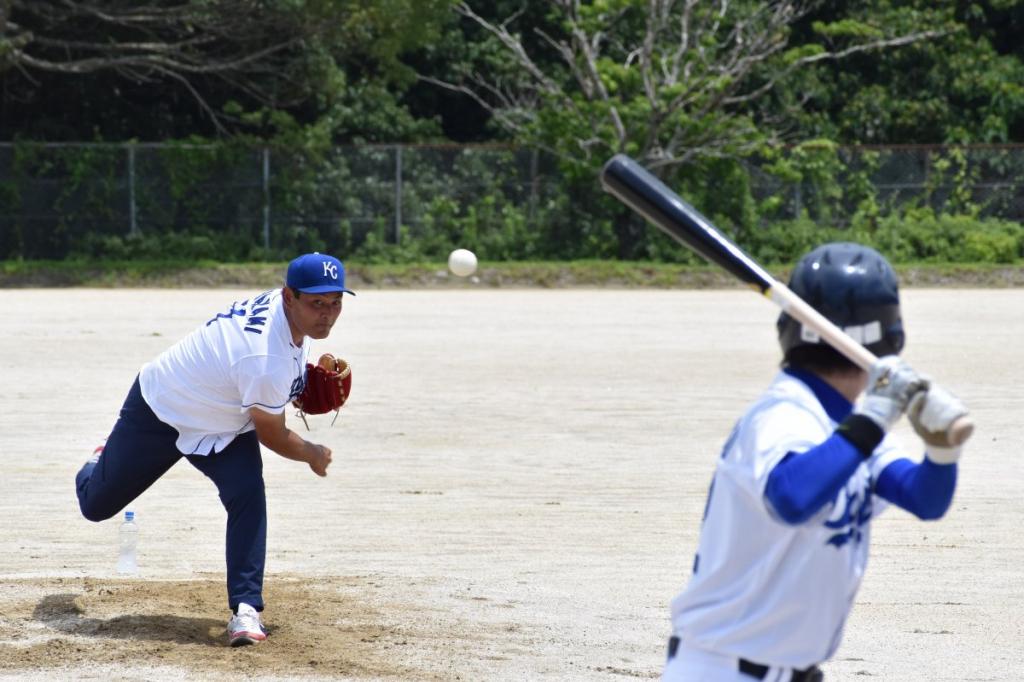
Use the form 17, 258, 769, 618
74, 252, 354, 646
662, 243, 969, 681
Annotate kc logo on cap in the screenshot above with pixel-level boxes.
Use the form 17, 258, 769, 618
287, 252, 355, 295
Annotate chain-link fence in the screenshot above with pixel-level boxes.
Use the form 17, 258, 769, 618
1, 142, 1022, 260
747, 144, 1024, 226
0, 143, 554, 259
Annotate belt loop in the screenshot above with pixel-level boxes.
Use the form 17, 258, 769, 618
792, 664, 824, 682
738, 658, 770, 679
739, 658, 822, 681
667, 635, 680, 660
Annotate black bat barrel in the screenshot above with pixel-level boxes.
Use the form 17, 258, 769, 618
600, 154, 774, 293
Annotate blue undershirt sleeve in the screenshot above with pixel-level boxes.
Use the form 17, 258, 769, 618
875, 457, 957, 520
765, 433, 864, 525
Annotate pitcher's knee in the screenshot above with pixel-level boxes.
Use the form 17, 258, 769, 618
75, 464, 113, 522
77, 484, 120, 522
78, 498, 118, 523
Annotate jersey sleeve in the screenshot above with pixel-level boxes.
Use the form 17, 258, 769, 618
739, 400, 832, 491
864, 432, 920, 516
234, 354, 300, 414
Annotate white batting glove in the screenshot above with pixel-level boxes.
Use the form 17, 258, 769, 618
907, 383, 970, 464
855, 355, 927, 432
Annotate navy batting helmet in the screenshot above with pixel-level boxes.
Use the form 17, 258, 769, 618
778, 242, 904, 359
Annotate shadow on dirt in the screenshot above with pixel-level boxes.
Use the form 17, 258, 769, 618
33, 593, 228, 646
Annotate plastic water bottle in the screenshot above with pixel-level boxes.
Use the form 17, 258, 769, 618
117, 510, 139, 575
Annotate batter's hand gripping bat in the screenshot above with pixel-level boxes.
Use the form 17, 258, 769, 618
600, 153, 973, 447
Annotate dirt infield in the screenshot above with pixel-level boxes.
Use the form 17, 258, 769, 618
0, 288, 1020, 681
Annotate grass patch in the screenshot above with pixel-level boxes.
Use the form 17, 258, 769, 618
2, 258, 1024, 288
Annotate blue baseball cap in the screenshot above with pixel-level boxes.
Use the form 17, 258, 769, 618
286, 253, 356, 295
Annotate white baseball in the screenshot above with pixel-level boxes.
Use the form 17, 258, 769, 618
448, 248, 478, 277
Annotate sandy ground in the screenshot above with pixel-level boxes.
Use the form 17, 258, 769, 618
0, 287, 1021, 681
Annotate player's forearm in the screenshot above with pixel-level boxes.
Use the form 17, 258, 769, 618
765, 433, 864, 524
255, 424, 319, 465
875, 457, 957, 520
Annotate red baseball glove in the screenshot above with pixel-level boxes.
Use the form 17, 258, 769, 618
294, 353, 352, 427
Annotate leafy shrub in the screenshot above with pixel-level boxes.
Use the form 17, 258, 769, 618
741, 218, 847, 265
961, 227, 1021, 263
70, 230, 247, 261
855, 208, 1024, 263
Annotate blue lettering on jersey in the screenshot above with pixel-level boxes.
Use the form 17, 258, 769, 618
206, 299, 249, 326
243, 317, 266, 334
289, 374, 305, 400
243, 291, 273, 335
824, 485, 873, 548
692, 473, 719, 574
690, 429, 741, 575
719, 423, 740, 460
288, 364, 308, 401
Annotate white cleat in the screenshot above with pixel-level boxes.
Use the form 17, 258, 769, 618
227, 603, 267, 647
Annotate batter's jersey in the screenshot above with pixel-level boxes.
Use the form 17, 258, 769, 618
139, 289, 309, 455
669, 370, 907, 668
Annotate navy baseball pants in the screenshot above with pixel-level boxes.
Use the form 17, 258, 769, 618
75, 376, 267, 613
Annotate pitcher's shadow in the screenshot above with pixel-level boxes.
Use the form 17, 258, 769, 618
34, 593, 239, 647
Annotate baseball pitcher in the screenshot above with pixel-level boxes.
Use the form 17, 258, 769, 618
75, 252, 354, 646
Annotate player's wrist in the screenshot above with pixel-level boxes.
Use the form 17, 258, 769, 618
836, 414, 885, 457
924, 444, 962, 465
853, 395, 901, 432
297, 439, 317, 462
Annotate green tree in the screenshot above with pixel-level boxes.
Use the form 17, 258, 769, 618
422, 0, 950, 257
0, 0, 453, 141
426, 1, 949, 170
782, 1, 1024, 144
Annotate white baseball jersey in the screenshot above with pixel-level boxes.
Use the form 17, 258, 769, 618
139, 289, 309, 455
669, 370, 907, 668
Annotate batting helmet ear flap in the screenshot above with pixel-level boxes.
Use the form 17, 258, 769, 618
778, 242, 905, 359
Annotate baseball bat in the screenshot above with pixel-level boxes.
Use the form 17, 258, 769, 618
600, 153, 973, 447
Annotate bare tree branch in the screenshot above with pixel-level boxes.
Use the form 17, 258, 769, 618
150, 64, 230, 136
8, 38, 298, 77
723, 29, 951, 106
434, 0, 946, 171
1, 0, 323, 130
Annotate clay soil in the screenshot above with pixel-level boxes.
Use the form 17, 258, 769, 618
0, 288, 1021, 681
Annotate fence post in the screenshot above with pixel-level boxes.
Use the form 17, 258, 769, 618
394, 145, 403, 244
923, 148, 932, 211
529, 148, 539, 225
128, 144, 138, 236
262, 147, 271, 251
